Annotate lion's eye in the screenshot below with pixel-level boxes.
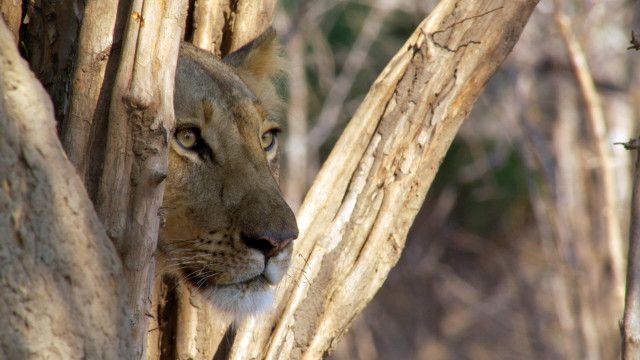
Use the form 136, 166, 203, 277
261, 130, 278, 153
176, 128, 199, 149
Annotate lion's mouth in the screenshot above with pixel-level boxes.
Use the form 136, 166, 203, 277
179, 265, 286, 314
182, 270, 276, 291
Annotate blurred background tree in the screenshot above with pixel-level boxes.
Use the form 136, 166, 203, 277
274, 0, 638, 358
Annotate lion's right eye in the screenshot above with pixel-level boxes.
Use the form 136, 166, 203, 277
174, 127, 214, 161
176, 128, 199, 150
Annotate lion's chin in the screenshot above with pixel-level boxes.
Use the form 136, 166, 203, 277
198, 278, 275, 317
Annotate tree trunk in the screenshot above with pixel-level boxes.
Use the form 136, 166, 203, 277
94, 2, 188, 358
0, 19, 131, 358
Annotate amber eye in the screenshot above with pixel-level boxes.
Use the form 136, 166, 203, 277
175, 128, 198, 149
261, 130, 278, 152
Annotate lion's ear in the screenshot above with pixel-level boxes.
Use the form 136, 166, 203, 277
224, 27, 284, 117
223, 27, 282, 81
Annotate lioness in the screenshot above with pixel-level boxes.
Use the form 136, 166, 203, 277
159, 29, 298, 315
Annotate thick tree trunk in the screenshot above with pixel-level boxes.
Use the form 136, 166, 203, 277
0, 19, 131, 359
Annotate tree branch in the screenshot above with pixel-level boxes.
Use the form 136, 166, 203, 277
95, 1, 188, 357
554, 10, 625, 302
227, 1, 540, 358
622, 137, 640, 359
0, 19, 131, 358
60, 0, 128, 199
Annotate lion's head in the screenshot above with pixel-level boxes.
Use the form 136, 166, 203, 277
159, 30, 298, 314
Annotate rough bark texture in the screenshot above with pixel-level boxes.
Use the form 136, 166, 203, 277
226, 1, 539, 358
0, 19, 131, 359
95, 1, 188, 358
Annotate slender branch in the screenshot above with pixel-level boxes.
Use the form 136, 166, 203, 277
61, 0, 127, 199
307, 4, 388, 153
554, 9, 625, 302
283, 32, 309, 210
622, 137, 640, 359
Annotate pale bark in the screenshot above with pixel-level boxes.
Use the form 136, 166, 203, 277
228, 1, 276, 52
60, 0, 127, 199
225, 1, 539, 358
192, 0, 229, 56
0, 0, 21, 42
191, 0, 275, 56
95, 1, 188, 358
283, 33, 309, 210
0, 18, 131, 359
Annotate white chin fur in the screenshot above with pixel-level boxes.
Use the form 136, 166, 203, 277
203, 284, 275, 318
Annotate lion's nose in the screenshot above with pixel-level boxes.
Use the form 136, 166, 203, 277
236, 187, 299, 258
241, 230, 297, 258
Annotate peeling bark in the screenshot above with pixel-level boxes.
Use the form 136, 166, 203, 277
95, 1, 188, 358
0, 19, 131, 359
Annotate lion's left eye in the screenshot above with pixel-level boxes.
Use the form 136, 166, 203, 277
176, 128, 199, 150
261, 130, 278, 153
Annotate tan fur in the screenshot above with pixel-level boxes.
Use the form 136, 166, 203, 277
159, 30, 298, 315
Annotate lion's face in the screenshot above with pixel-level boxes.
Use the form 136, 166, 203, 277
159, 33, 298, 314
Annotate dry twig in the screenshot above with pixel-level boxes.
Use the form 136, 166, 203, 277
628, 31, 640, 51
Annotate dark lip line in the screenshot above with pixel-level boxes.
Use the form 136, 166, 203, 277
183, 270, 271, 289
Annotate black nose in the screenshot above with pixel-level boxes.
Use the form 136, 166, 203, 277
241, 229, 297, 258
236, 187, 299, 258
